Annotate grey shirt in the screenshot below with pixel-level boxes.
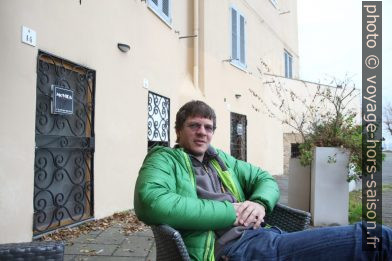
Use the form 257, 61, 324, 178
187, 148, 250, 255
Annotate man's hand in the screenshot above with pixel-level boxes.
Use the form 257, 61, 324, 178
233, 201, 266, 229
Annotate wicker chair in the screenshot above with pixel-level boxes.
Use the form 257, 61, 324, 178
0, 241, 64, 261
151, 203, 311, 261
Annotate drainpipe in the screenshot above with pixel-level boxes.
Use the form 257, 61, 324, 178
193, 0, 199, 90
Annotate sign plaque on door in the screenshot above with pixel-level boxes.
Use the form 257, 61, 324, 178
236, 123, 243, 136
51, 85, 74, 115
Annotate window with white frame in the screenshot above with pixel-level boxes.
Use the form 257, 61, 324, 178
147, 0, 171, 25
284, 50, 293, 78
231, 6, 246, 69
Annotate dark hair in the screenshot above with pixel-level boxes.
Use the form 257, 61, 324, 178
175, 100, 216, 132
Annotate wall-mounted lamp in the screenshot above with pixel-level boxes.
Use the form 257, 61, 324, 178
117, 43, 131, 53
235, 94, 242, 99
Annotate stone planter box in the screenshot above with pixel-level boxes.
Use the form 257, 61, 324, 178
288, 158, 311, 212
310, 147, 349, 226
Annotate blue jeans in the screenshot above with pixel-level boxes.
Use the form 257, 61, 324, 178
217, 223, 392, 261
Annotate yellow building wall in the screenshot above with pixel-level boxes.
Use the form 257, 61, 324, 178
0, 0, 299, 243
199, 0, 299, 172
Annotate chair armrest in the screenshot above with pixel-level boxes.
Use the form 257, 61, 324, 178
0, 241, 64, 260
151, 225, 190, 261
265, 203, 312, 232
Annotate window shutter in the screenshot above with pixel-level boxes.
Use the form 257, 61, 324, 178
147, 0, 170, 24
284, 51, 293, 78
239, 15, 245, 64
162, 0, 169, 17
270, 0, 278, 7
284, 52, 288, 77
231, 8, 237, 60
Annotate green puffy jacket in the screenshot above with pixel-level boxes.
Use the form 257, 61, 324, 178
134, 146, 280, 261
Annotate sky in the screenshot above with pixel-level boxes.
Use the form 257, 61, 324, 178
297, 0, 392, 149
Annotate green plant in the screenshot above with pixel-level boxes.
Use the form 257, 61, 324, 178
349, 185, 391, 224
295, 78, 363, 182
384, 184, 392, 191
255, 70, 362, 181
349, 189, 362, 224
299, 114, 362, 181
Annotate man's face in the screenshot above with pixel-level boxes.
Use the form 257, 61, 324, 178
177, 116, 214, 158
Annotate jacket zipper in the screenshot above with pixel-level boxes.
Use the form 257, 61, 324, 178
211, 159, 243, 202
203, 230, 215, 261
182, 151, 196, 189
182, 152, 216, 261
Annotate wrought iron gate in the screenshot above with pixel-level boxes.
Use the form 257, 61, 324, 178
33, 51, 95, 235
230, 112, 247, 161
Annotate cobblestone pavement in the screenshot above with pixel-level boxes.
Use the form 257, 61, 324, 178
64, 152, 392, 260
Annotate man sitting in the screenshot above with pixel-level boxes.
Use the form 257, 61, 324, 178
134, 100, 391, 260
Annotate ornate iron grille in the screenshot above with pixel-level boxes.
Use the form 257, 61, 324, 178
291, 143, 300, 158
230, 112, 247, 161
147, 92, 170, 150
34, 51, 95, 235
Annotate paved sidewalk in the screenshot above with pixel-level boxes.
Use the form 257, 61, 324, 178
64, 227, 155, 261
63, 175, 288, 261
64, 171, 392, 261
